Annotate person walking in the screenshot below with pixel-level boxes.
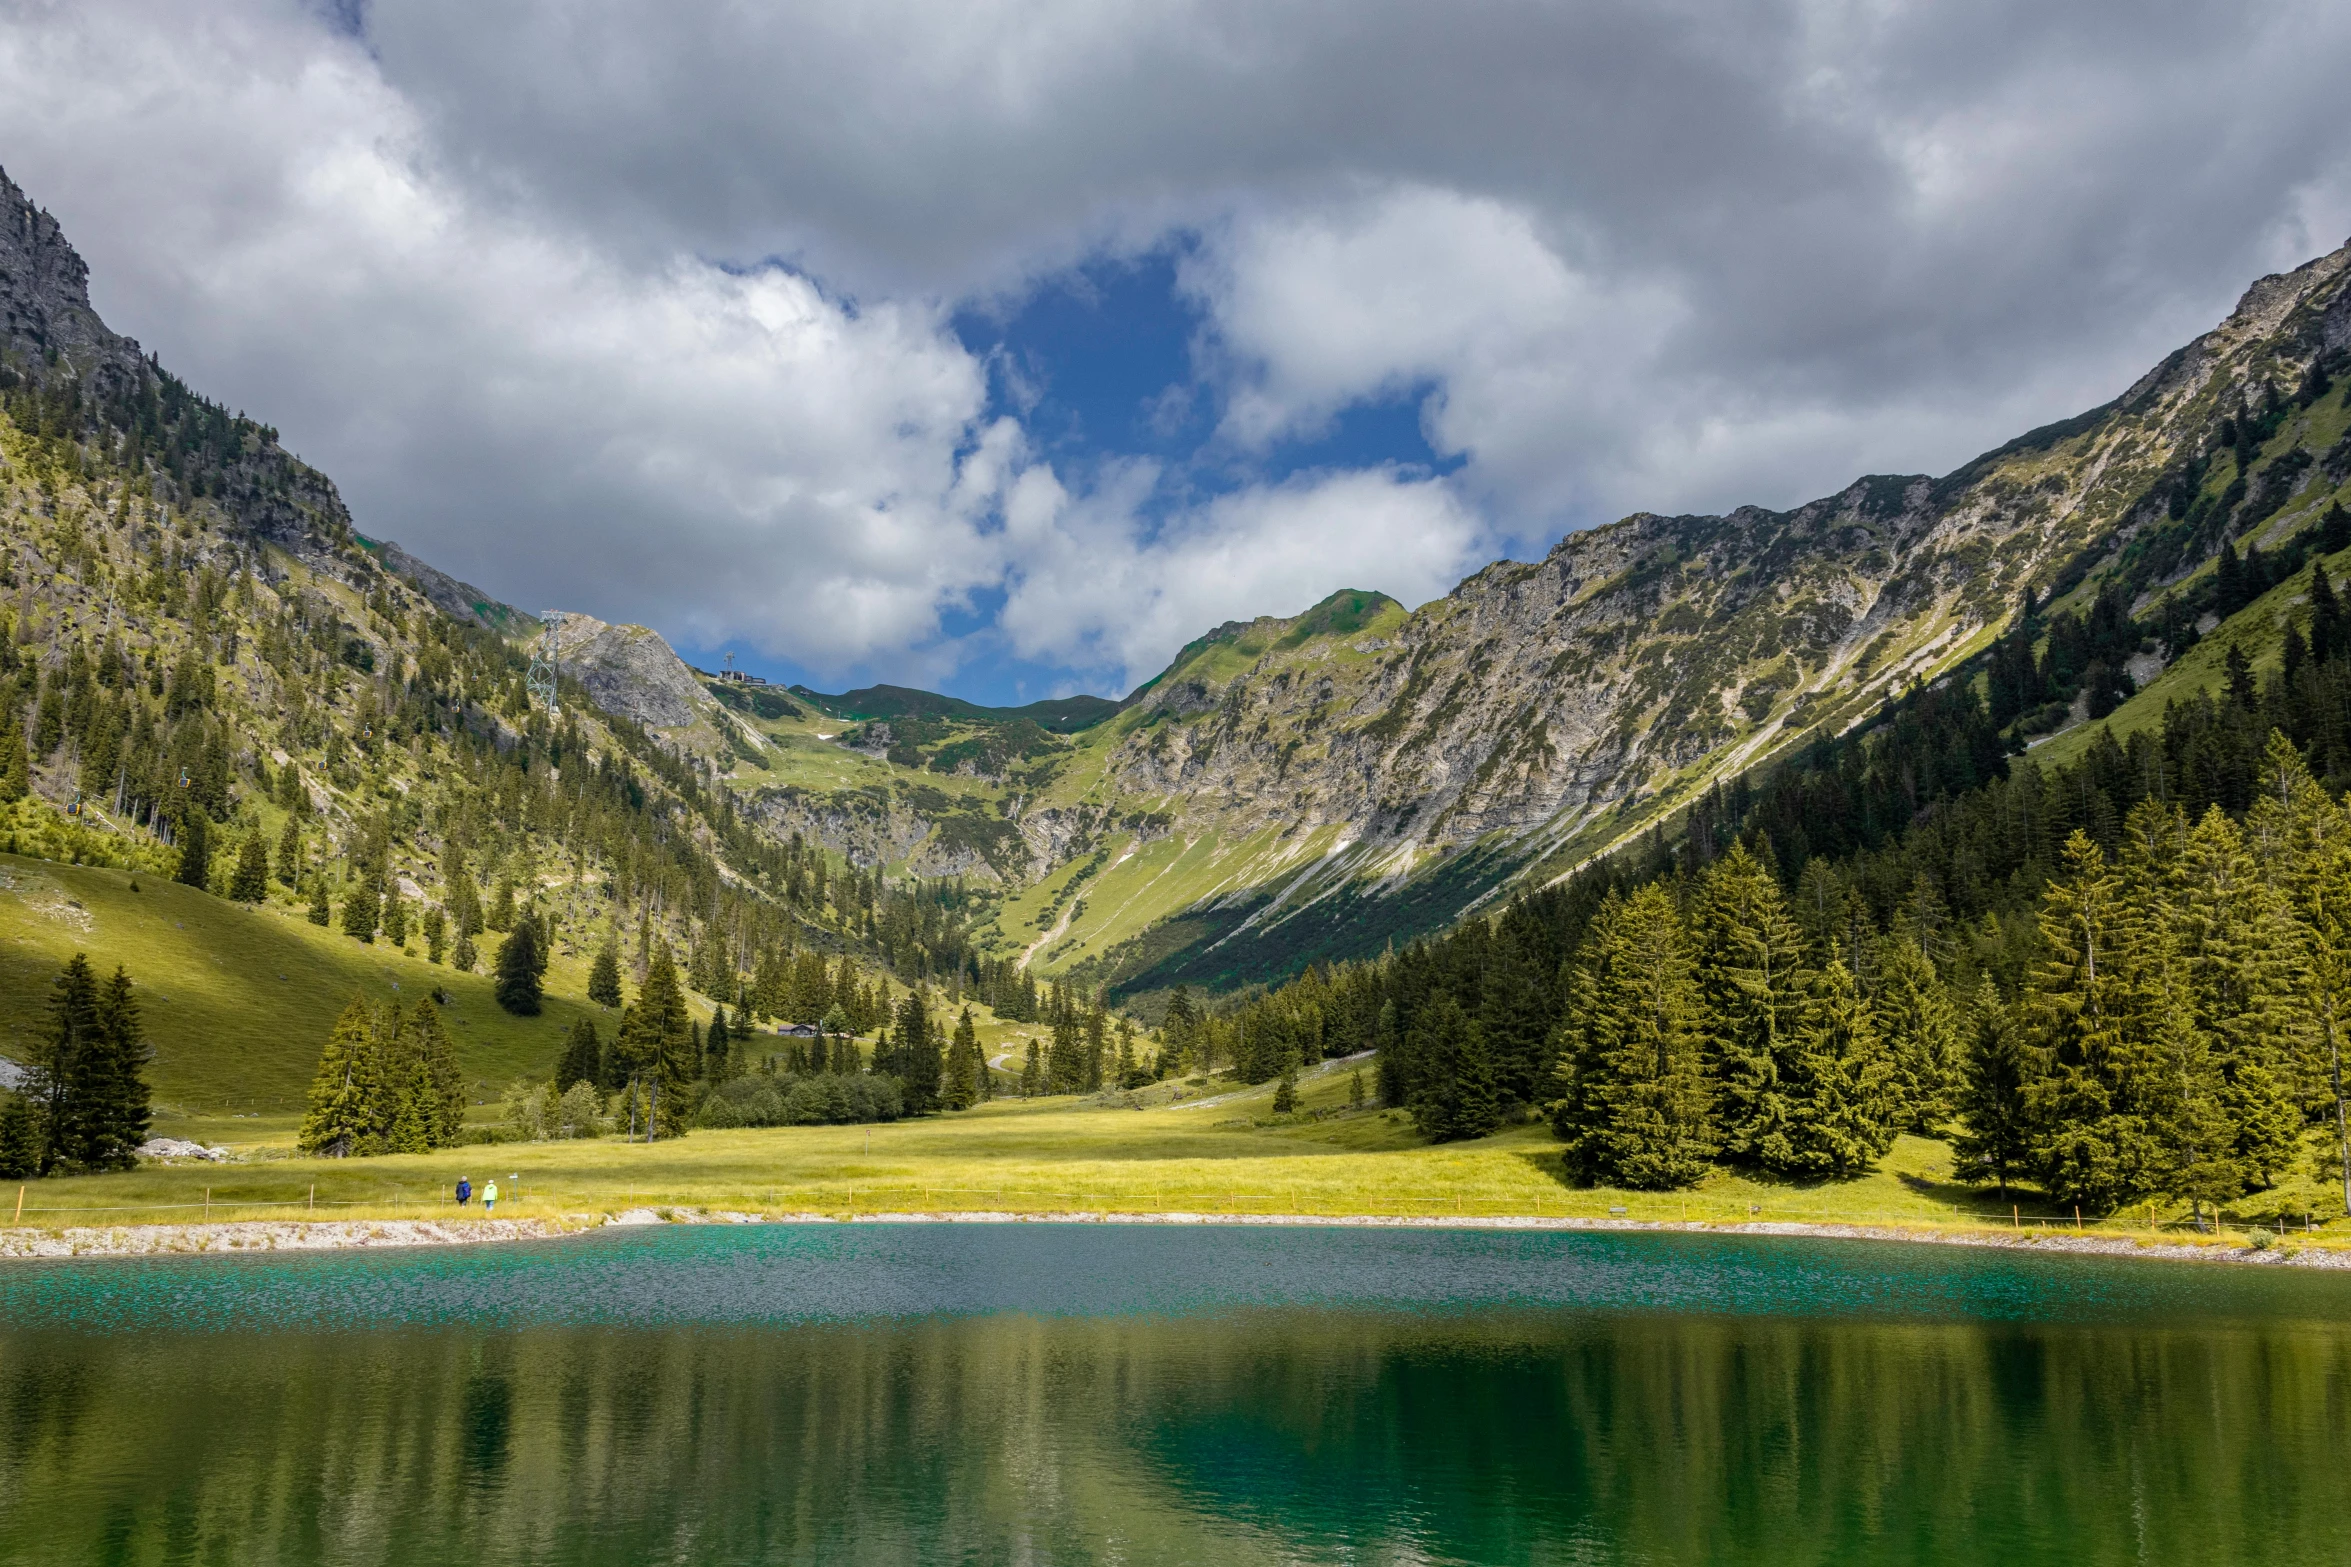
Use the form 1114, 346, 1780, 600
455, 1176, 472, 1208
483, 1178, 498, 1214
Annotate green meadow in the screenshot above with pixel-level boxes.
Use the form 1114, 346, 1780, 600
4, 853, 2345, 1248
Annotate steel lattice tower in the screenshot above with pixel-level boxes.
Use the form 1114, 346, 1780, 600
526, 611, 564, 719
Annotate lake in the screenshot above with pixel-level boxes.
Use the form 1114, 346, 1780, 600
0, 1222, 2345, 1564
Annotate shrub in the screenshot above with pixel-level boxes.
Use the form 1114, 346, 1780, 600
697, 1073, 903, 1128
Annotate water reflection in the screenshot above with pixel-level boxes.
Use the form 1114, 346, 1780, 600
0, 1226, 2345, 1564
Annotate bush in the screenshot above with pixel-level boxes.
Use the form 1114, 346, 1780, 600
698, 1073, 903, 1128
503, 1080, 553, 1140
555, 1081, 605, 1139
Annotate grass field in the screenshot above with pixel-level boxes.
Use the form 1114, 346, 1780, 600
11, 1048, 2346, 1246
0, 853, 616, 1115
8, 854, 2345, 1247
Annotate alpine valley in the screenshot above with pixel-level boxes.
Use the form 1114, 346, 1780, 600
5, 150, 2351, 1077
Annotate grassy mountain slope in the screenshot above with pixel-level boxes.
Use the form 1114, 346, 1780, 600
0, 161, 975, 1116
987, 248, 2351, 996
791, 683, 1119, 734
675, 245, 2351, 1004
13, 148, 2351, 1047
0, 854, 605, 1116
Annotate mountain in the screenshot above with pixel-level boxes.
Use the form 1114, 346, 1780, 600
7, 154, 2350, 1021
738, 246, 2351, 999
791, 684, 1119, 734
0, 162, 988, 1107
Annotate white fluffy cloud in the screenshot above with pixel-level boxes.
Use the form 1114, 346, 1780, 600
2, 0, 2348, 692
0, 0, 1004, 668
996, 462, 1484, 688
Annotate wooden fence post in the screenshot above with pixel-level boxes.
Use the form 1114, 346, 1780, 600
12, 1185, 21, 1223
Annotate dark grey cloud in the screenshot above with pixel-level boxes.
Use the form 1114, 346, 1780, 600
1, 0, 2346, 691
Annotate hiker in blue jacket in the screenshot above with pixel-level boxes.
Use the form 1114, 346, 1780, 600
455, 1176, 472, 1208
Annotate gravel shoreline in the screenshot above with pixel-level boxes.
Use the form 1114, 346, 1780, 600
1, 1208, 2345, 1266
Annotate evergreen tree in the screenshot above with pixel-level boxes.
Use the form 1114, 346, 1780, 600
1873, 927, 1957, 1131
494, 916, 544, 1015
298, 999, 381, 1158
275, 816, 302, 886
2025, 831, 2172, 1210
1476, 922, 1556, 1103
818, 1003, 851, 1069
26, 954, 104, 1174
1952, 979, 2030, 1197
1164, 985, 1199, 1067
2313, 563, 2342, 666
228, 831, 269, 902
382, 1032, 435, 1155
382, 885, 409, 948
453, 926, 477, 972
174, 808, 212, 890
1113, 1017, 1140, 1089
1554, 886, 1715, 1188
409, 999, 466, 1146
588, 937, 624, 1008
1772, 960, 1897, 1178
79, 965, 151, 1170
1272, 1066, 1298, 1114
1084, 1002, 1109, 1092
0, 1094, 36, 1180
1409, 992, 1501, 1142
555, 1017, 603, 1093
944, 1007, 980, 1110
0, 710, 26, 804
706, 1006, 732, 1080
2169, 805, 2304, 1186
2298, 840, 2351, 1216
341, 869, 380, 942
424, 905, 447, 964
1690, 844, 1809, 1163
1047, 996, 1083, 1092
1020, 1039, 1043, 1097
617, 944, 694, 1138
898, 991, 942, 1112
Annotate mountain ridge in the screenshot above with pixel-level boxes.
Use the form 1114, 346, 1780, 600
8, 154, 2351, 1009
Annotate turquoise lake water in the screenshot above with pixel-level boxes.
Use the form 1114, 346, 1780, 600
0, 1223, 2346, 1563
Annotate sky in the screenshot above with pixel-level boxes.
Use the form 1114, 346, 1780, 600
2, 1, 2349, 704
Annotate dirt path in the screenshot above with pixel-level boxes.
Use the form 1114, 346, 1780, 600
1019, 898, 1079, 970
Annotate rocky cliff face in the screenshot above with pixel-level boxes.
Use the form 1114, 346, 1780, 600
550, 612, 722, 736
0, 168, 149, 398
1082, 242, 2351, 874
1, 163, 365, 569
15, 147, 2349, 998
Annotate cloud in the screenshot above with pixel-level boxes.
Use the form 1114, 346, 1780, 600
996, 463, 1486, 693
0, 0, 1002, 672
3, 0, 2349, 696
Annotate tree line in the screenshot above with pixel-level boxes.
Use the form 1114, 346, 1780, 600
296, 996, 468, 1157
0, 953, 153, 1179
1198, 576, 2351, 1218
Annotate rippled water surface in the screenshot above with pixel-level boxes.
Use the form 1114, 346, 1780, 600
1, 1223, 2347, 1564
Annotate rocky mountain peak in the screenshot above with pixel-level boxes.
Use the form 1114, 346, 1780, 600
0, 162, 148, 393
550, 612, 719, 734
